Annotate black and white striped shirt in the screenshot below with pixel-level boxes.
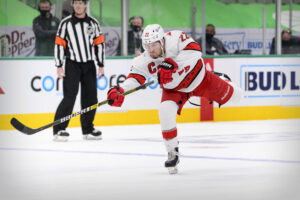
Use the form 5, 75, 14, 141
54, 13, 105, 67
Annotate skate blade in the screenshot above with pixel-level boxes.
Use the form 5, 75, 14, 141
53, 136, 68, 142
83, 135, 102, 140
168, 167, 178, 174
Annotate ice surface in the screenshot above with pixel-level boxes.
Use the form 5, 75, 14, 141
0, 119, 300, 200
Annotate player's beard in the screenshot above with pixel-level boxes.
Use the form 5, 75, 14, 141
150, 48, 163, 59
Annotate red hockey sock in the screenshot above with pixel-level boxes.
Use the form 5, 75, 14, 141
162, 129, 177, 140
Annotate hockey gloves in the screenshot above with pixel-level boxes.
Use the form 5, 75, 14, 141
158, 58, 178, 86
107, 86, 125, 107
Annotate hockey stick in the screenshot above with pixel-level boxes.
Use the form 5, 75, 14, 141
11, 80, 155, 135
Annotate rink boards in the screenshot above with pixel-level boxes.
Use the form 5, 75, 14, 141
0, 56, 300, 130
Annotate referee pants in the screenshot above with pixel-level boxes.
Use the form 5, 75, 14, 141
53, 59, 98, 135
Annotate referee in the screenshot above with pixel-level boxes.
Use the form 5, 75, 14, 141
53, 0, 104, 141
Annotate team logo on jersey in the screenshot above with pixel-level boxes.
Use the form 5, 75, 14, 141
86, 26, 95, 36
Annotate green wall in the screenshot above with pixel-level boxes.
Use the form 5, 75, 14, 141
92, 0, 300, 30
1, 0, 300, 31
0, 0, 39, 26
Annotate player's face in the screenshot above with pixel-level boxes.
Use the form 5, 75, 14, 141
146, 41, 162, 59
73, 1, 86, 16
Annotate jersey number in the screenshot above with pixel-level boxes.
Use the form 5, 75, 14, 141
180, 32, 190, 42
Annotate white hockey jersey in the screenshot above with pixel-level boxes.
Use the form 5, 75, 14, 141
122, 30, 205, 93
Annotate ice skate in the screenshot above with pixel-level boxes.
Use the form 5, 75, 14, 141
83, 129, 102, 140
53, 130, 69, 142
165, 147, 179, 174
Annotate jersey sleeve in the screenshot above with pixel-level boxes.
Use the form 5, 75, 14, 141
54, 19, 68, 67
121, 65, 146, 92
177, 31, 202, 53
92, 19, 105, 67
121, 54, 151, 92
121, 77, 142, 93
174, 31, 202, 69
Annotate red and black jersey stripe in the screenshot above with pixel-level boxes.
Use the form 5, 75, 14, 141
174, 59, 203, 91
183, 42, 202, 52
126, 73, 146, 85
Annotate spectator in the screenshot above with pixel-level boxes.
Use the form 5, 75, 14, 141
197, 24, 228, 55
62, 0, 73, 19
33, 0, 60, 56
270, 29, 300, 54
117, 16, 144, 56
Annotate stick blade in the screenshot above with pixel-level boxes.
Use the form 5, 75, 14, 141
10, 118, 36, 135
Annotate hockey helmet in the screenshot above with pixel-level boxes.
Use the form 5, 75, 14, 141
142, 24, 164, 50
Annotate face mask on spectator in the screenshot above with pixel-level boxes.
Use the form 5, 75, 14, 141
132, 25, 141, 32
206, 33, 213, 40
40, 10, 50, 17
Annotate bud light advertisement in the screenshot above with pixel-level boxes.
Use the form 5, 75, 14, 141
241, 64, 300, 98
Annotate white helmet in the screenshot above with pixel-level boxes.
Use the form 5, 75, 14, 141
142, 24, 164, 50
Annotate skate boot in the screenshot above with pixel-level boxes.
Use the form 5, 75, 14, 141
53, 130, 69, 142
165, 147, 179, 174
83, 129, 102, 140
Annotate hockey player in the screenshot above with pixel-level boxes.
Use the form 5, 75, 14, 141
107, 24, 242, 174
